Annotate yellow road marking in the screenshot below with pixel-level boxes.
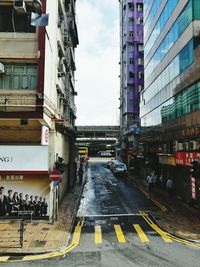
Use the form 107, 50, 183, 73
0, 219, 84, 263
95, 225, 102, 244
114, 224, 126, 243
71, 225, 82, 244
140, 211, 172, 243
131, 182, 167, 212
133, 224, 149, 243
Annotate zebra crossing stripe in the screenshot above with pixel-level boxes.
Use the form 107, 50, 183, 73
95, 225, 102, 244
114, 224, 126, 243
133, 224, 150, 243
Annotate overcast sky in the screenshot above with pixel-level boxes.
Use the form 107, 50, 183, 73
75, 0, 120, 126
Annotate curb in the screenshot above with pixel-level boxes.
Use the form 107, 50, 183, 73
127, 174, 200, 243
148, 212, 200, 244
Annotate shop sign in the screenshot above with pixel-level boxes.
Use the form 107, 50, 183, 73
175, 152, 200, 166
41, 126, 49, 145
159, 155, 176, 166
129, 123, 140, 135
182, 126, 200, 138
0, 146, 49, 171
190, 175, 197, 200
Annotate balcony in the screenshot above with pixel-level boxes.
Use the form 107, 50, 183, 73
0, 90, 37, 112
0, 33, 38, 61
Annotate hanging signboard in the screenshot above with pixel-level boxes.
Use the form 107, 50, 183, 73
0, 146, 49, 171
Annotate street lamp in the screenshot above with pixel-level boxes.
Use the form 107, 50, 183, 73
32, 0, 42, 14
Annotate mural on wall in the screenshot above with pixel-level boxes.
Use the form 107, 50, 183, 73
0, 175, 50, 218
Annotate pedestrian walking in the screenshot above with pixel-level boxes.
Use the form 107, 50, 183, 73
78, 166, 84, 185
147, 174, 153, 192
166, 178, 174, 198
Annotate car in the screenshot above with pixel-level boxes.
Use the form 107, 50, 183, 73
112, 162, 127, 176
107, 159, 116, 169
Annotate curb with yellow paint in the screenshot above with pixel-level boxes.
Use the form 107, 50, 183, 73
140, 211, 200, 248
0, 219, 84, 263
128, 177, 168, 212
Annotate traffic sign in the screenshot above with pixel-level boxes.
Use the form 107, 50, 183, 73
49, 170, 61, 181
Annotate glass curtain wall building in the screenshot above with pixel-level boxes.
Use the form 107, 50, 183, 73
119, 0, 144, 164
140, 0, 200, 204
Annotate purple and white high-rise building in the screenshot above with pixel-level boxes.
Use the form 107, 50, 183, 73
119, 0, 144, 163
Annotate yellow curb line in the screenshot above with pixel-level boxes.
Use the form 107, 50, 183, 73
140, 211, 200, 248
131, 181, 167, 212
0, 219, 84, 263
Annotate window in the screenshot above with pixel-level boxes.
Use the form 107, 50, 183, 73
0, 6, 36, 33
138, 58, 144, 65
129, 17, 134, 24
129, 85, 134, 92
128, 3, 134, 10
129, 44, 134, 52
129, 72, 134, 78
0, 65, 37, 90
136, 3, 143, 11
139, 85, 143, 92
138, 71, 144, 79
129, 58, 134, 64
138, 44, 143, 52
129, 31, 134, 37
136, 17, 143, 25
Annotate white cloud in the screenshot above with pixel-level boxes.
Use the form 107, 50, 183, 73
75, 0, 120, 126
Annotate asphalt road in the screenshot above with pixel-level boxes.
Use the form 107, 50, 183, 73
2, 159, 200, 266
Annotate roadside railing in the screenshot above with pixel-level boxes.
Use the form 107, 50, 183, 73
0, 211, 33, 248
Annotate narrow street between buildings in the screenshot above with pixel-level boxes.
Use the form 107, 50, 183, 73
1, 158, 200, 267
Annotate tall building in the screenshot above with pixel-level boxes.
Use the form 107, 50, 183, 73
119, 0, 144, 164
0, 0, 78, 219
140, 0, 200, 204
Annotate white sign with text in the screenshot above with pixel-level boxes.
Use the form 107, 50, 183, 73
0, 146, 49, 171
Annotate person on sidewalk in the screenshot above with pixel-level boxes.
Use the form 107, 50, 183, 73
78, 166, 84, 185
147, 174, 153, 192
166, 178, 174, 198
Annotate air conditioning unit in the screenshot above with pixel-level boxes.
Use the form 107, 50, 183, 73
189, 141, 198, 150
0, 63, 5, 74
177, 143, 183, 151
14, 1, 26, 13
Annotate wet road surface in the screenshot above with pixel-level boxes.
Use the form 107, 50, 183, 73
2, 159, 200, 266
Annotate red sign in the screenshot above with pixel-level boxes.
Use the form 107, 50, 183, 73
190, 175, 197, 200
49, 170, 61, 182
175, 152, 200, 166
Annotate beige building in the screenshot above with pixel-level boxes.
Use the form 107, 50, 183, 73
0, 0, 79, 219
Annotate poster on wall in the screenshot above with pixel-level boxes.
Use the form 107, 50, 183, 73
0, 175, 50, 218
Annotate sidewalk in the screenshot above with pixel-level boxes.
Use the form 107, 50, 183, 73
0, 181, 85, 255
128, 173, 200, 242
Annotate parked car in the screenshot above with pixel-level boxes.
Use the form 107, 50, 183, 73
112, 162, 127, 176
107, 159, 117, 169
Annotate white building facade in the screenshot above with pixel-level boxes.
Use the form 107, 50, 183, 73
0, 0, 79, 219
